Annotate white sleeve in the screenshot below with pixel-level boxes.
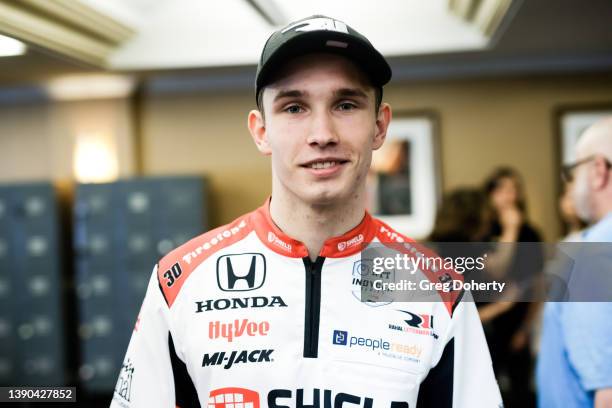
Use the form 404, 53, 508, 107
417, 299, 503, 408
110, 266, 176, 408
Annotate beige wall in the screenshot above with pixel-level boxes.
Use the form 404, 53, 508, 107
0, 98, 135, 183
143, 74, 612, 240
2, 74, 612, 240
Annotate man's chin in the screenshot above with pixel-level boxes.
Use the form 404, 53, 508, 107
300, 189, 350, 208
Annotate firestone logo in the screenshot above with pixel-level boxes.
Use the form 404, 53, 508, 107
267, 232, 292, 253
337, 233, 364, 252
183, 220, 247, 265
379, 226, 405, 243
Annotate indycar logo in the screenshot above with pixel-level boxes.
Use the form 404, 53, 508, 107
351, 259, 392, 307
202, 349, 274, 370
217, 253, 266, 291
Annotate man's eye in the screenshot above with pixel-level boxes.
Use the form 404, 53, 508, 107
285, 105, 303, 114
337, 102, 356, 111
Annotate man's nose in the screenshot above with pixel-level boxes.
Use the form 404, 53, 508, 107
306, 110, 338, 147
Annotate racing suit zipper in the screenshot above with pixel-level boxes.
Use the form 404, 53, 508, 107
303, 256, 325, 358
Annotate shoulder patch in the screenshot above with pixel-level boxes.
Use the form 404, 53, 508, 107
373, 218, 464, 316
157, 213, 253, 307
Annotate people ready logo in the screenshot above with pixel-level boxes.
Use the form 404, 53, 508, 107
332, 330, 422, 363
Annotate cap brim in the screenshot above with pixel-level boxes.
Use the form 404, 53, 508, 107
256, 31, 391, 93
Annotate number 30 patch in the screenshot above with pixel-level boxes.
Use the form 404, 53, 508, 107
163, 262, 182, 287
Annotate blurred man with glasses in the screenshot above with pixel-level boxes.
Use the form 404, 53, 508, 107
537, 117, 612, 408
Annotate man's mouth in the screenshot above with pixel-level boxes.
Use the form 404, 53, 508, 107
301, 159, 349, 169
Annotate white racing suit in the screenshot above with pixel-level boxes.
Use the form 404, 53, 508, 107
111, 199, 502, 408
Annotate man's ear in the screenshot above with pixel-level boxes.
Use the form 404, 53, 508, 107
248, 109, 271, 155
373, 102, 392, 150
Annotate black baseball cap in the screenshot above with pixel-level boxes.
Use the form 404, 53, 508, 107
255, 15, 392, 104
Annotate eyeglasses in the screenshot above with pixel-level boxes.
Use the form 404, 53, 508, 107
561, 155, 612, 183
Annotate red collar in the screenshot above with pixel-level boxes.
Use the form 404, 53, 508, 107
250, 197, 377, 258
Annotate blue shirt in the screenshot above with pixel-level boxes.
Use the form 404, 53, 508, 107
537, 212, 612, 407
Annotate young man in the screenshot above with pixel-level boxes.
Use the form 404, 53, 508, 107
111, 15, 502, 408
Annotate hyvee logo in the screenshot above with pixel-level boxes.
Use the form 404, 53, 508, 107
281, 17, 349, 35
208, 387, 260, 408
389, 310, 438, 339
114, 358, 134, 403
209, 387, 409, 408
267, 232, 292, 253
209, 319, 270, 342
217, 253, 265, 291
195, 296, 287, 313
202, 349, 274, 370
337, 233, 364, 252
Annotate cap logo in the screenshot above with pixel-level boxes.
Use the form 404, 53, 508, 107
281, 17, 349, 35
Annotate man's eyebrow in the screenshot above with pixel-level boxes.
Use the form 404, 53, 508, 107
273, 89, 305, 102
333, 88, 368, 99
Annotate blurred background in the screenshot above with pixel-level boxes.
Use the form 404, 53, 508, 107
0, 0, 611, 406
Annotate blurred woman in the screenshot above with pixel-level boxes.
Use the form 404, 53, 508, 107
480, 167, 543, 408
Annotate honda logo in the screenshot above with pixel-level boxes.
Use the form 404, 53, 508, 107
216, 253, 266, 291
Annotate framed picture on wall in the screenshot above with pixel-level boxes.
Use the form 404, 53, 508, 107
367, 111, 442, 239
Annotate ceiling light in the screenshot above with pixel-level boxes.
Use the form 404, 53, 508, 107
0, 34, 26, 57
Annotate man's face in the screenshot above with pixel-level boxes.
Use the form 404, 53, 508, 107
572, 157, 593, 222
250, 53, 390, 206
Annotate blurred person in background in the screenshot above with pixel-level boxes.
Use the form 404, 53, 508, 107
537, 117, 612, 408
479, 167, 544, 407
428, 188, 492, 243
558, 180, 588, 242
